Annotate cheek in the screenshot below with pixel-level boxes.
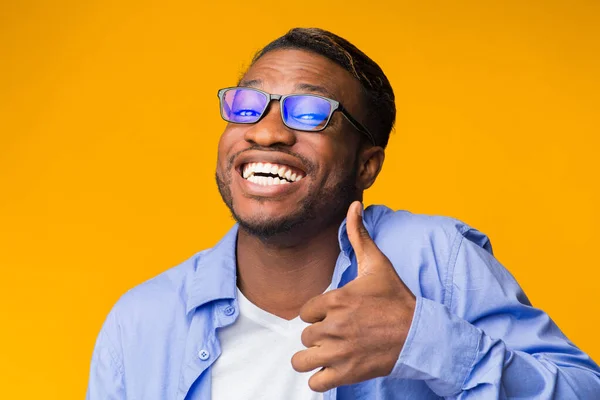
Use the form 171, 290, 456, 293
216, 133, 229, 167
303, 137, 357, 185
321, 135, 358, 168
216, 127, 244, 169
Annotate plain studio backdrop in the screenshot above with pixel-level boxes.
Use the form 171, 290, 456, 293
0, 1, 598, 398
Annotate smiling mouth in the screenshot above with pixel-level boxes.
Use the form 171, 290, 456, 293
241, 162, 306, 186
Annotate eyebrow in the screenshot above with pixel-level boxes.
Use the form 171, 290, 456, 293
238, 79, 262, 88
294, 83, 336, 99
236, 80, 336, 99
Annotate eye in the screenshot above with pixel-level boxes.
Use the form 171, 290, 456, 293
233, 109, 261, 117
231, 108, 262, 122
295, 113, 327, 121
290, 113, 328, 129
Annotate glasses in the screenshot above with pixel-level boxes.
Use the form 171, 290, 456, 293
217, 87, 376, 145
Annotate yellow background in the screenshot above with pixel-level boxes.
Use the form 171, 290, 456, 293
1, 0, 598, 398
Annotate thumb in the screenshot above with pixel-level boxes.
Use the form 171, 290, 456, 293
346, 201, 382, 276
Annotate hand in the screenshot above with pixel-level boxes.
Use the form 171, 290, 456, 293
291, 201, 416, 392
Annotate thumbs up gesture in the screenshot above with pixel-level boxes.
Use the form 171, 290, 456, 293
291, 201, 416, 392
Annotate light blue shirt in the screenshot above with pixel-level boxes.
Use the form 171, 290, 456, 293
87, 205, 600, 399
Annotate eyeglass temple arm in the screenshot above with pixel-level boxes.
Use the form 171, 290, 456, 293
339, 108, 377, 146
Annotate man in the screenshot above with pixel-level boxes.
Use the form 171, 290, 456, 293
87, 28, 600, 399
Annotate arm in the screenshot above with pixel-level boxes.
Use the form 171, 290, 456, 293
86, 309, 125, 399
393, 227, 600, 398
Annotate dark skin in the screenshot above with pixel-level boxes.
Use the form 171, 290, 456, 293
216, 49, 416, 392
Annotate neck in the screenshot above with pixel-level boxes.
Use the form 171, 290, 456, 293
236, 221, 342, 320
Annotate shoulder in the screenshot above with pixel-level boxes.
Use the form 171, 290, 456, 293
363, 205, 493, 301
107, 250, 209, 330
366, 204, 489, 249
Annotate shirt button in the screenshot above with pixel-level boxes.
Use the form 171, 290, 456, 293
198, 349, 210, 361
223, 306, 235, 316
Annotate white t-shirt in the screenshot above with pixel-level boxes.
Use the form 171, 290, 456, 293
211, 288, 323, 400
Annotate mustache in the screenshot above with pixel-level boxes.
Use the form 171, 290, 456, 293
226, 145, 316, 174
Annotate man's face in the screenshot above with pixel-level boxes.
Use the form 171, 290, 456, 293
216, 49, 366, 238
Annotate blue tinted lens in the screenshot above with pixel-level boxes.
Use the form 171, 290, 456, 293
222, 88, 268, 123
282, 95, 332, 131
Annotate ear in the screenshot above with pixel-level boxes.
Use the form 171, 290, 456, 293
356, 145, 385, 190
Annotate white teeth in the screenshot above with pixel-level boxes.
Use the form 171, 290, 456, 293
242, 162, 305, 184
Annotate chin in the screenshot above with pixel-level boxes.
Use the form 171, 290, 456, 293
233, 201, 314, 238
235, 213, 307, 238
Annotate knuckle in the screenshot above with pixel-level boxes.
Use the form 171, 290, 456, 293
299, 308, 312, 323
301, 326, 315, 347
291, 351, 308, 372
358, 226, 371, 240
298, 305, 308, 322
326, 290, 346, 308
324, 318, 347, 337
309, 375, 329, 393
299, 305, 321, 323
299, 298, 315, 318
327, 344, 349, 362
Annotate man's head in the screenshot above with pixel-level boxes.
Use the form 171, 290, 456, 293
215, 28, 396, 240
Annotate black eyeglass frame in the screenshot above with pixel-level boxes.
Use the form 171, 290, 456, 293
217, 87, 376, 145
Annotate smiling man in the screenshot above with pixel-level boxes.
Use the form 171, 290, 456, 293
87, 28, 600, 399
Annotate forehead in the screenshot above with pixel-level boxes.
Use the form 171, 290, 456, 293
240, 49, 362, 101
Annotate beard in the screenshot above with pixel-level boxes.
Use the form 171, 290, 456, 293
215, 151, 359, 239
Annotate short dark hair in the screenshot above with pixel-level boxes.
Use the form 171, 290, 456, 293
251, 27, 396, 148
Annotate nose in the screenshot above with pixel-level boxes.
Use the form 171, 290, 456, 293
244, 103, 296, 147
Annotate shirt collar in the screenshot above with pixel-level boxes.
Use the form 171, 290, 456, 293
186, 225, 239, 314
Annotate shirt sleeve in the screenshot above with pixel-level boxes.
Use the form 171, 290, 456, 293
391, 227, 600, 399
86, 308, 125, 399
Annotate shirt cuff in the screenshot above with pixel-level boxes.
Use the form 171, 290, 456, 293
391, 296, 482, 397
